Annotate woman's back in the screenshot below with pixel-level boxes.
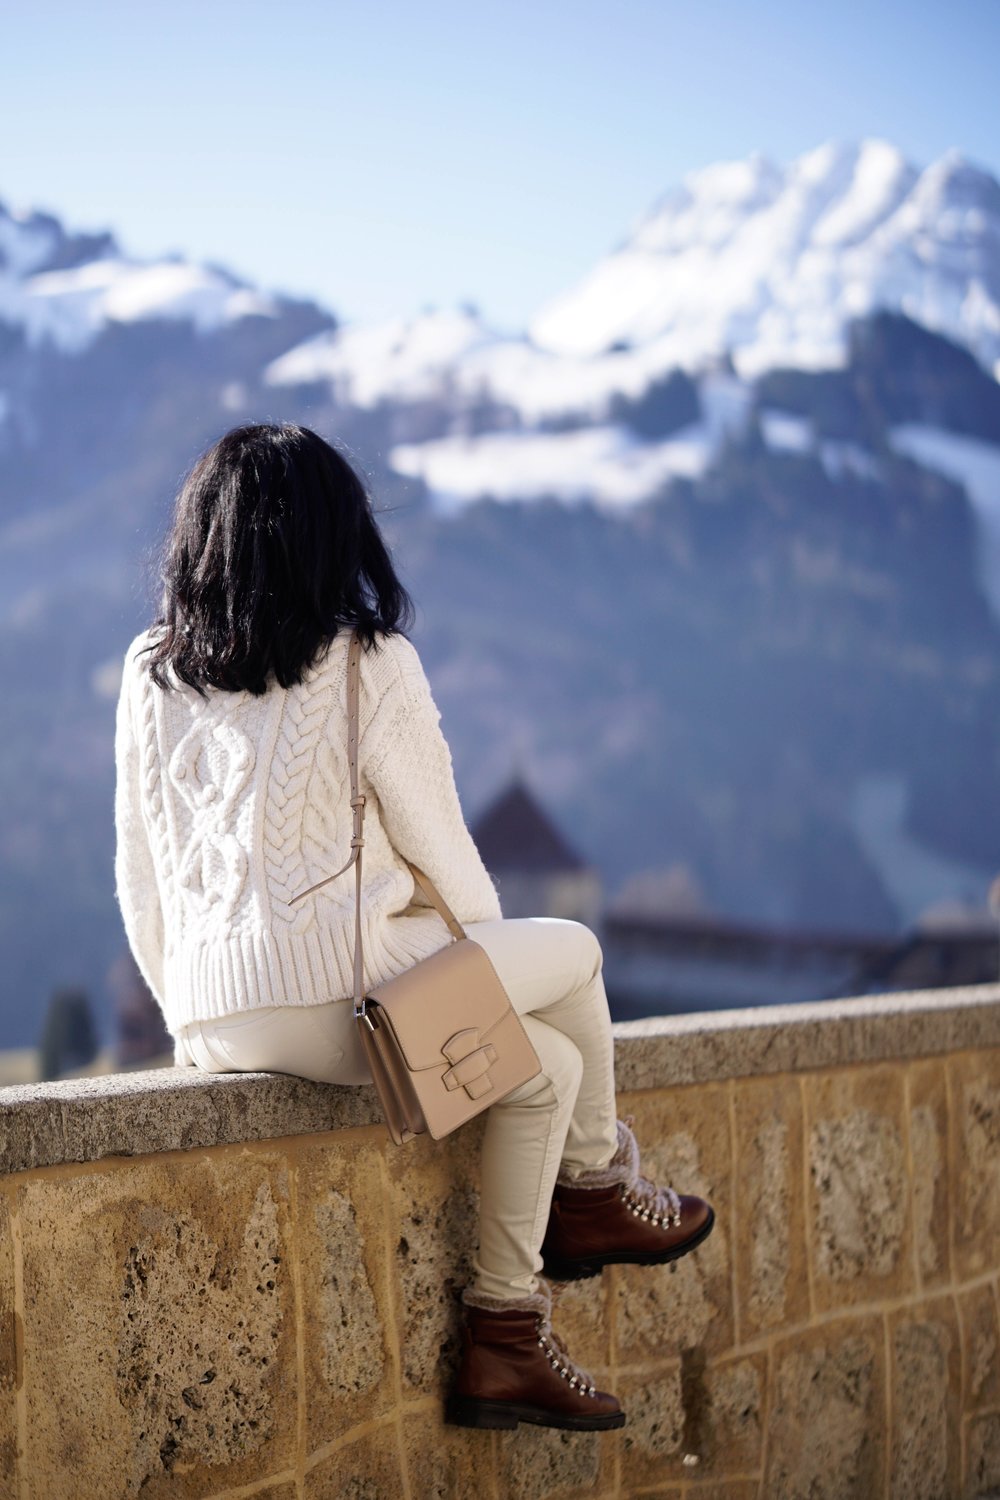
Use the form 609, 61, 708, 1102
113, 421, 714, 1437
114, 620, 502, 1040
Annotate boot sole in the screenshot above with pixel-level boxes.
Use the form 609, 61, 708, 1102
542, 1206, 716, 1283
445, 1394, 626, 1431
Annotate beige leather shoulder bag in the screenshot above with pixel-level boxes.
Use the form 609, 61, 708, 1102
289, 628, 541, 1144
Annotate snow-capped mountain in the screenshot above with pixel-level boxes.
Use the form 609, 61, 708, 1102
530, 137, 1000, 378
264, 137, 1000, 521
0, 199, 282, 354
268, 139, 1000, 416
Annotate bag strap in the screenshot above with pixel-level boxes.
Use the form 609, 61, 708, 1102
288, 628, 467, 1017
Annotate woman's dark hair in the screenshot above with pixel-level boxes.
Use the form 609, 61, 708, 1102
142, 423, 415, 694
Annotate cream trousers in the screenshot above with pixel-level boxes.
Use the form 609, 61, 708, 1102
175, 917, 620, 1300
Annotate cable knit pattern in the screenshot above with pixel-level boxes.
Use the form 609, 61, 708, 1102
262, 666, 332, 936
113, 626, 503, 1041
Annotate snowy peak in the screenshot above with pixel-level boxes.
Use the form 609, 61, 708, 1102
627, 138, 915, 260
910, 147, 1000, 217
885, 147, 1000, 257
628, 147, 787, 255
0, 197, 281, 353
528, 138, 1000, 380
799, 138, 917, 248
0, 200, 120, 278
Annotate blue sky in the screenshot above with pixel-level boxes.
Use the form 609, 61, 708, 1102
3, 0, 998, 332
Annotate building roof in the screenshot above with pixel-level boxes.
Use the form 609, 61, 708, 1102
472, 777, 588, 873
845, 930, 1000, 994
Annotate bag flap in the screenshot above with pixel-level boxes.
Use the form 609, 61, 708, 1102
367, 938, 513, 1072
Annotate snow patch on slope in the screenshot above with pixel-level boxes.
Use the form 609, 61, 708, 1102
888, 423, 1000, 615
760, 409, 813, 452
390, 423, 711, 513
387, 366, 755, 513
267, 305, 759, 442
849, 771, 997, 928
265, 307, 495, 406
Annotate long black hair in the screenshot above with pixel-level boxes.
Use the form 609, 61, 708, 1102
142, 423, 415, 695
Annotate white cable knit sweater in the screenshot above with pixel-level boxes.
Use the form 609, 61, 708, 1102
113, 624, 503, 1042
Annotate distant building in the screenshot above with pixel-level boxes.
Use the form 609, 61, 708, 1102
472, 776, 602, 927
601, 911, 1000, 1021
844, 911, 999, 994
600, 909, 899, 1021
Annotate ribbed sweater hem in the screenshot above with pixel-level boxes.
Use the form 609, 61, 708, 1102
161, 908, 456, 1036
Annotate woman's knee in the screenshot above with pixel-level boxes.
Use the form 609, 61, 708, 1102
462, 916, 603, 1015
530, 917, 603, 987
561, 920, 603, 987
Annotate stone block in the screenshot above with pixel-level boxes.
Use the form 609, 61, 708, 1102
494, 1420, 614, 1500
14, 1148, 297, 1498
616, 1360, 684, 1488
612, 1085, 733, 1363
383, 1118, 485, 1398
291, 1130, 395, 1451
947, 1049, 1000, 1281
764, 1315, 885, 1499
547, 1274, 611, 1374
959, 1284, 1000, 1415
0, 1195, 16, 1497
966, 1411, 1000, 1498
907, 1060, 951, 1289
888, 1298, 960, 1500
304, 1419, 404, 1498
701, 1351, 766, 1476
401, 1407, 497, 1497
732, 1074, 809, 1339
0, 1100, 66, 1176
617, 1348, 764, 1489
804, 1066, 913, 1310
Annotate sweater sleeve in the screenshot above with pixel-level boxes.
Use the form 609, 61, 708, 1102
113, 650, 167, 1007
360, 635, 503, 924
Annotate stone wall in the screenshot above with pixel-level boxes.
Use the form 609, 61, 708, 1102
2, 985, 1000, 1499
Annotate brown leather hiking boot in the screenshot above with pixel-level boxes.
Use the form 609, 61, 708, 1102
445, 1283, 625, 1432
541, 1116, 715, 1282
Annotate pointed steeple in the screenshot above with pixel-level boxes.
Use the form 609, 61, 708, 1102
472, 775, 586, 874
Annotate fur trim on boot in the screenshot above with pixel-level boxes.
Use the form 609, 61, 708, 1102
460, 1283, 552, 1319
555, 1116, 640, 1190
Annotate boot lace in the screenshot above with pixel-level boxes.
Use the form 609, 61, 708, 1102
535, 1286, 600, 1398
619, 1114, 683, 1228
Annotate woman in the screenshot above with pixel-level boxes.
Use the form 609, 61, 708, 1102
113, 422, 715, 1434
